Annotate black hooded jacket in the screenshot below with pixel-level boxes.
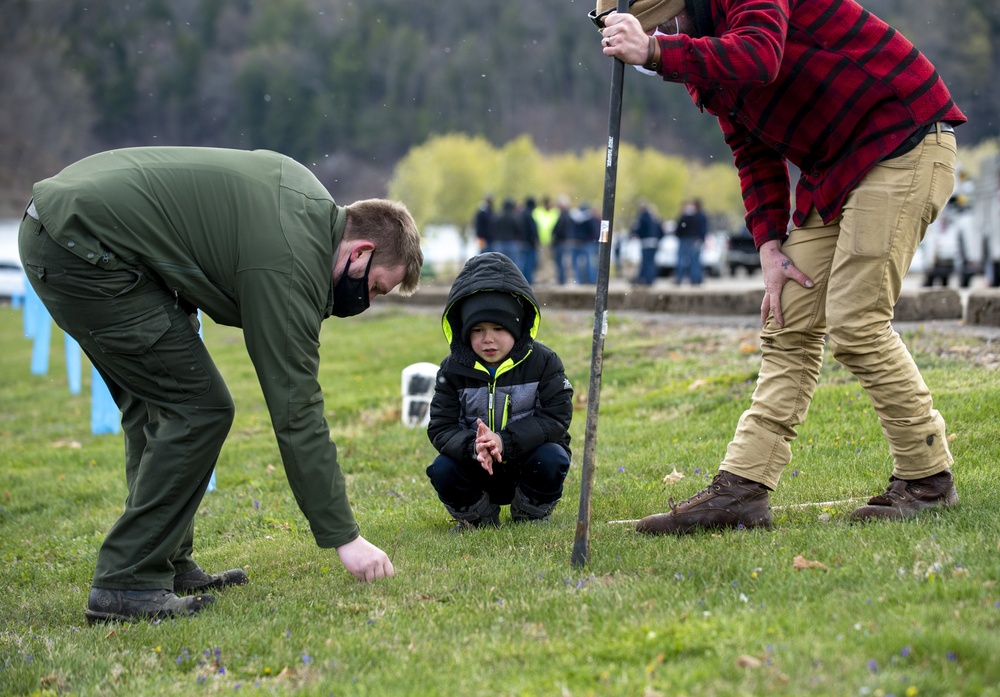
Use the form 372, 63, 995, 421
427, 253, 573, 463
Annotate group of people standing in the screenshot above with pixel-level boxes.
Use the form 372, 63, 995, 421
629, 198, 708, 286
475, 194, 601, 286
475, 194, 710, 287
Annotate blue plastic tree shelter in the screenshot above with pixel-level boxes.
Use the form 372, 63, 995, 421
18, 275, 216, 490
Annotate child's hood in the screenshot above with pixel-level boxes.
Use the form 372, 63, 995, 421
442, 252, 540, 347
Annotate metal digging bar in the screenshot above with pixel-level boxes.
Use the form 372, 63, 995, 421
571, 0, 629, 568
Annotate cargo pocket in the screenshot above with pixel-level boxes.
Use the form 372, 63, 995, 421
91, 306, 211, 400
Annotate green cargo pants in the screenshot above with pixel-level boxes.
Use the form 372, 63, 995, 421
19, 214, 235, 591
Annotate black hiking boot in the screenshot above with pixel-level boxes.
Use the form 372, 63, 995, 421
850, 470, 958, 521
85, 588, 214, 624
445, 493, 501, 531
510, 487, 557, 523
636, 471, 772, 535
173, 566, 249, 594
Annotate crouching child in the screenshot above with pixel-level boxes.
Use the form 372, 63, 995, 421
426, 252, 573, 528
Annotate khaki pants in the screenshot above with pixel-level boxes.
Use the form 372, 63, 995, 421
722, 127, 958, 490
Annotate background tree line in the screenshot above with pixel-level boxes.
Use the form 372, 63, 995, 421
2, 0, 998, 227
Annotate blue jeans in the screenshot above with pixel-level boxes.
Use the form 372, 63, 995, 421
638, 246, 658, 284
553, 243, 572, 284
522, 246, 538, 284
492, 240, 525, 271
573, 243, 597, 284
675, 237, 703, 285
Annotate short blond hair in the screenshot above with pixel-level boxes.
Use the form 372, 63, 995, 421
344, 199, 423, 295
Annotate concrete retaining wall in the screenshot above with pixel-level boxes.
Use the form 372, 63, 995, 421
389, 283, 1000, 325
966, 289, 1000, 327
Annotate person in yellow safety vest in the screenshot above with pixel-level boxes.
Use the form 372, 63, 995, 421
532, 196, 561, 283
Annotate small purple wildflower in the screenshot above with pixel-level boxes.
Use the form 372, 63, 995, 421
285, 629, 292, 638
253, 499, 260, 510
197, 676, 206, 684
302, 653, 313, 665
867, 659, 878, 673
900, 646, 911, 657
218, 666, 226, 675
947, 652, 957, 662
694, 468, 701, 474
618, 466, 625, 473
791, 469, 799, 477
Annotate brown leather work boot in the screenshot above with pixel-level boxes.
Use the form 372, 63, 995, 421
636, 471, 772, 535
173, 566, 249, 594
850, 470, 958, 521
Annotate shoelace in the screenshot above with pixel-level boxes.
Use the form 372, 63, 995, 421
668, 479, 722, 511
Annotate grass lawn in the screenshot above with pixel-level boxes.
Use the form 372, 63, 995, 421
1, 301, 999, 696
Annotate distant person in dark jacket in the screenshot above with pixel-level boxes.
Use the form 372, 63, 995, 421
426, 253, 573, 528
521, 197, 541, 284
631, 201, 662, 285
19, 146, 424, 623
594, 0, 965, 531
569, 202, 600, 284
551, 196, 574, 285
474, 194, 495, 253
491, 198, 527, 272
674, 198, 707, 285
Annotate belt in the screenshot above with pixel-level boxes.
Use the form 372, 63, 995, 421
884, 122, 955, 161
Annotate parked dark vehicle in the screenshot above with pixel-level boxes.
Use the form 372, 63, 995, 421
727, 231, 760, 276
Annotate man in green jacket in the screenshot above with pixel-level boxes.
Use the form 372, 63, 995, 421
18, 147, 424, 623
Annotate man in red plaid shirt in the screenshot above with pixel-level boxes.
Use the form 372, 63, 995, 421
592, 0, 966, 532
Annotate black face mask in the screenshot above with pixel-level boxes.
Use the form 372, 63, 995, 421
330, 253, 374, 318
